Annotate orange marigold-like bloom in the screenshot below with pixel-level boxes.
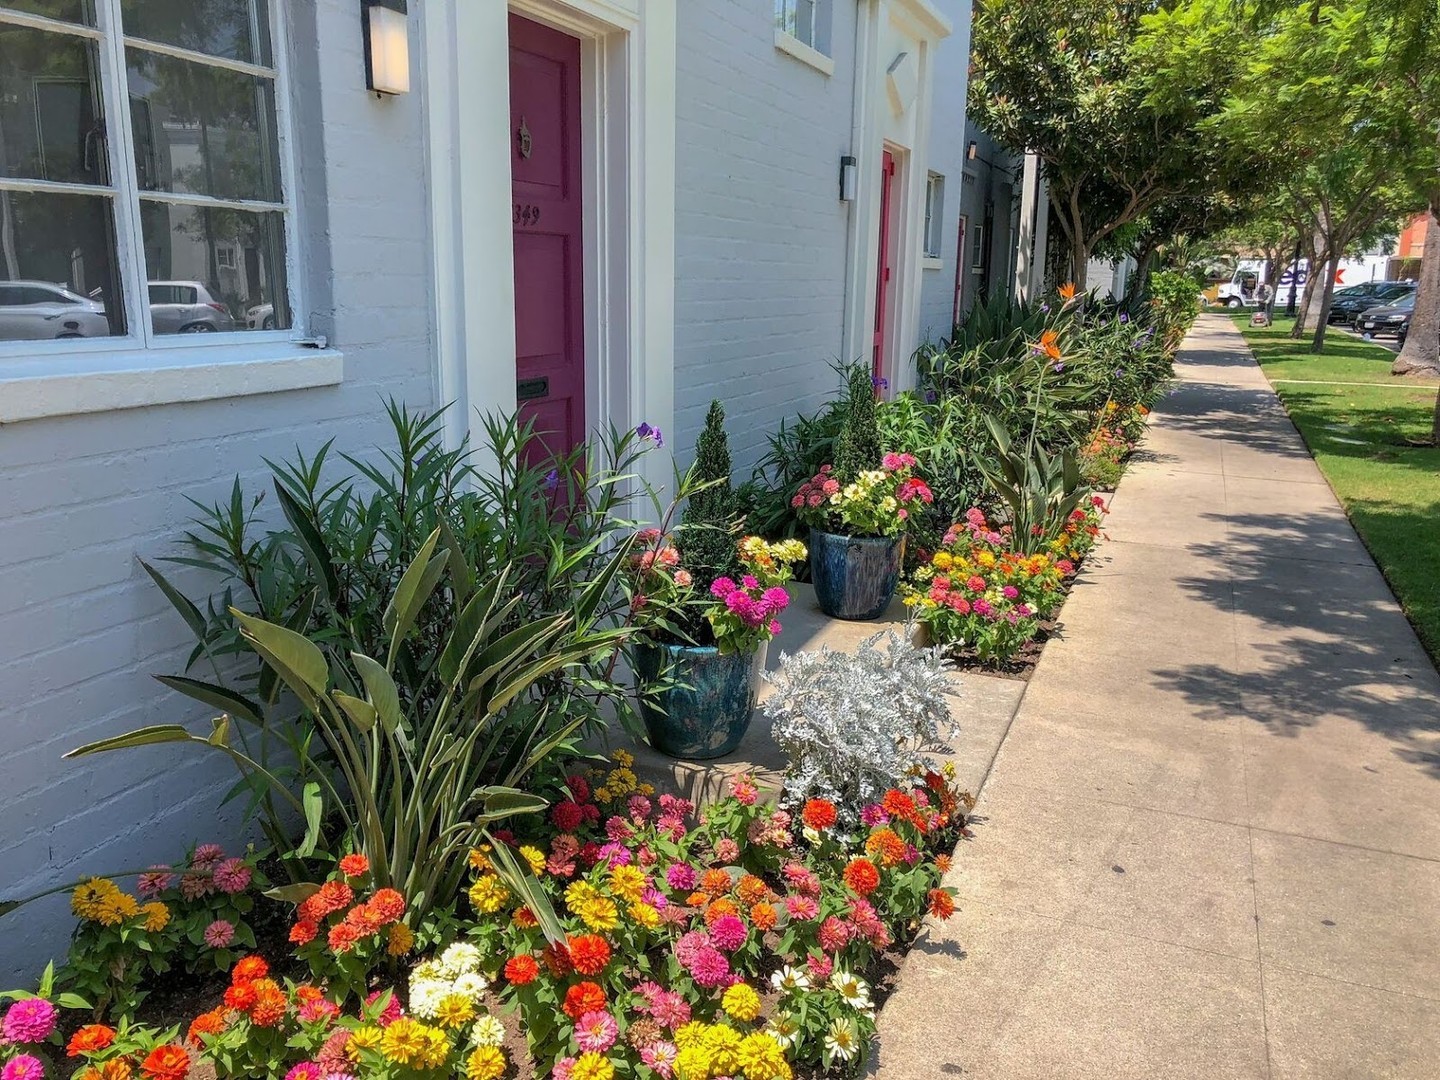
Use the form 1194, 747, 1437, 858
223, 982, 258, 1012
248, 979, 288, 1027
562, 981, 607, 1021
504, 954, 540, 985
289, 919, 319, 945
843, 857, 881, 896
567, 933, 612, 976
295, 984, 324, 1004
704, 898, 739, 925
750, 902, 778, 931
935, 854, 953, 874
231, 955, 269, 984
346, 902, 384, 935
736, 874, 769, 905
700, 869, 732, 896
186, 1009, 227, 1046
882, 789, 918, 821
928, 888, 956, 920
338, 854, 370, 878
310, 880, 354, 918
368, 888, 406, 925
139, 1043, 190, 1080
97, 1062, 133, 1080
67, 1024, 117, 1056
686, 891, 711, 909
328, 921, 361, 954
801, 798, 838, 831
865, 828, 907, 867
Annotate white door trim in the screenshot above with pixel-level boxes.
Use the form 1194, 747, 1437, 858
420, 0, 675, 494
842, 0, 950, 397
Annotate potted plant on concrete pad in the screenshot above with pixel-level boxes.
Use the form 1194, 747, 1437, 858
627, 402, 807, 759
795, 367, 933, 620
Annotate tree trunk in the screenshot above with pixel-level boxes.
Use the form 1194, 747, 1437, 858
1070, 234, 1090, 292
1310, 251, 1339, 353
1291, 224, 1323, 336
1131, 245, 1157, 300
1393, 196, 1440, 377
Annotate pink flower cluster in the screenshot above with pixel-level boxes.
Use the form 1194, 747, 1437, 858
708, 576, 789, 633
1, 998, 56, 1044
791, 464, 841, 509
674, 930, 734, 988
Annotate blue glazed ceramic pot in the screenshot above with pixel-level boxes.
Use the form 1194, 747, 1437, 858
633, 640, 765, 760
809, 528, 905, 621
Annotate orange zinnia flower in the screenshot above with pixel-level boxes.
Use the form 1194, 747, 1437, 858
1058, 282, 1077, 300
801, 798, 838, 831
700, 868, 733, 895
67, 1024, 117, 1056
704, 898, 739, 925
139, 1044, 190, 1080
562, 981, 607, 1021
1039, 330, 1062, 361
842, 857, 881, 896
338, 853, 370, 878
186, 1009, 227, 1046
750, 902, 778, 931
928, 888, 956, 920
736, 874, 769, 905
230, 955, 269, 984
567, 933, 612, 976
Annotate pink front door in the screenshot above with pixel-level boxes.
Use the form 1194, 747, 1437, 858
509, 15, 585, 465
873, 150, 896, 379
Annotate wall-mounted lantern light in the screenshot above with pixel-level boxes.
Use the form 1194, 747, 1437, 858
839, 155, 857, 202
966, 140, 978, 161
362, 0, 410, 96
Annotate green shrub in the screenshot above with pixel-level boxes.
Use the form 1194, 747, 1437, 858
677, 400, 739, 596
833, 363, 884, 481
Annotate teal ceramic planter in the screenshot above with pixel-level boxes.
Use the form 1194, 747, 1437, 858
633, 640, 765, 760
810, 528, 905, 621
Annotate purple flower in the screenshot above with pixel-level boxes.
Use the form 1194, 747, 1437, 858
872, 374, 889, 390
636, 422, 664, 447
1040, 303, 1051, 314
1052, 361, 1065, 372
544, 468, 560, 492
1119, 312, 1129, 323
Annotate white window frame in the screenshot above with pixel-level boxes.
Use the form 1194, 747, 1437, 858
971, 221, 987, 274
0, 1, 339, 423
774, 0, 834, 75
922, 172, 944, 260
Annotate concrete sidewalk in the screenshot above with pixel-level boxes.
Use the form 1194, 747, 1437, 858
873, 315, 1440, 1079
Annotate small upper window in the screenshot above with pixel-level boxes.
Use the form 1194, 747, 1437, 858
0, 0, 297, 348
776, 0, 830, 55
923, 173, 945, 259
971, 223, 987, 273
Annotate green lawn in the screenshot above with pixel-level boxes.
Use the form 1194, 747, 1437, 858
1237, 317, 1440, 661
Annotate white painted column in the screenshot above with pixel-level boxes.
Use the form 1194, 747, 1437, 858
1013, 151, 1038, 302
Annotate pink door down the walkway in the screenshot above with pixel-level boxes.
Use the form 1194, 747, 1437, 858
873, 150, 896, 380
509, 14, 585, 466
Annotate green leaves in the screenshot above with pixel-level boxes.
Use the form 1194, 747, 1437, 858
65, 725, 195, 758
382, 528, 446, 670
231, 609, 329, 707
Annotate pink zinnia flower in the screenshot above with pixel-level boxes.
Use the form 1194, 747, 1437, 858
674, 569, 693, 587
553, 1058, 577, 1080
674, 930, 709, 967
709, 577, 736, 599
818, 915, 852, 951
365, 989, 403, 1027
629, 794, 653, 822
709, 914, 747, 951
785, 894, 818, 921
203, 919, 235, 948
574, 1010, 618, 1053
605, 816, 633, 843
213, 858, 252, 894
649, 992, 690, 1030
137, 865, 174, 897
191, 843, 225, 868
665, 863, 698, 891
714, 838, 739, 864
299, 998, 340, 1024
2, 999, 56, 1044
641, 1041, 678, 1078
807, 953, 834, 981
688, 946, 731, 987
730, 776, 757, 806
284, 1063, 324, 1080
180, 872, 214, 901
860, 804, 890, 827
1, 1054, 44, 1080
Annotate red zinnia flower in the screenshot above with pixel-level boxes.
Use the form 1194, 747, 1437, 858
504, 954, 540, 985
140, 1044, 191, 1080
289, 919, 319, 945
338, 854, 370, 878
230, 955, 269, 984
566, 933, 611, 975
223, 982, 257, 1011
801, 798, 837, 831
562, 981, 607, 1021
928, 888, 956, 920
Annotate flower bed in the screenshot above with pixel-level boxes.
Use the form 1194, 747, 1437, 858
1, 754, 972, 1080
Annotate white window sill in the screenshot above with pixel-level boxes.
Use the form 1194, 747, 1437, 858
0, 343, 344, 424
774, 29, 835, 76
921, 256, 944, 271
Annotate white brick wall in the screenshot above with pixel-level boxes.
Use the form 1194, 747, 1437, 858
673, 1, 860, 473
0, 0, 437, 981
917, 0, 972, 347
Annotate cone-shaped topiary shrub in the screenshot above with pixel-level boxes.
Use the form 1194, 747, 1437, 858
678, 400, 739, 599
833, 363, 884, 482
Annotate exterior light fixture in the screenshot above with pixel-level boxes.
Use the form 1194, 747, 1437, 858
839, 155, 858, 202
966, 140, 978, 161
362, 0, 410, 96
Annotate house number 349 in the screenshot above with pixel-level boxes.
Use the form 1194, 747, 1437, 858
513, 203, 541, 226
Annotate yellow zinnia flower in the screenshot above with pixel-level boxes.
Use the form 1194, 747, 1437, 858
434, 993, 476, 1029
468, 875, 509, 914
465, 1045, 507, 1080
610, 864, 646, 903
386, 923, 415, 956
571, 1051, 614, 1080
140, 901, 170, 932
71, 878, 121, 921
722, 983, 762, 1022
519, 845, 546, 875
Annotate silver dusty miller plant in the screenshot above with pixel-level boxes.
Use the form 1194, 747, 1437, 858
762, 629, 958, 826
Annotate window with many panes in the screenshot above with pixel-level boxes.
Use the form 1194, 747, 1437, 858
775, 0, 831, 55
0, 0, 294, 347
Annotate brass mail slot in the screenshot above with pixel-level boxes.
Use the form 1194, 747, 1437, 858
517, 377, 549, 401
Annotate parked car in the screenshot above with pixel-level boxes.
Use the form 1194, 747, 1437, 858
246, 303, 276, 330
147, 281, 236, 333
1356, 292, 1416, 339
1396, 317, 1436, 350
0, 280, 112, 339
1328, 281, 1415, 324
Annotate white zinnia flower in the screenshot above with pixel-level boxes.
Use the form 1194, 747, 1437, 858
767, 1012, 800, 1049
407, 977, 448, 1019
471, 1014, 505, 1047
830, 969, 872, 1009
452, 971, 489, 1001
825, 1017, 859, 1061
437, 941, 482, 978
771, 965, 811, 994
